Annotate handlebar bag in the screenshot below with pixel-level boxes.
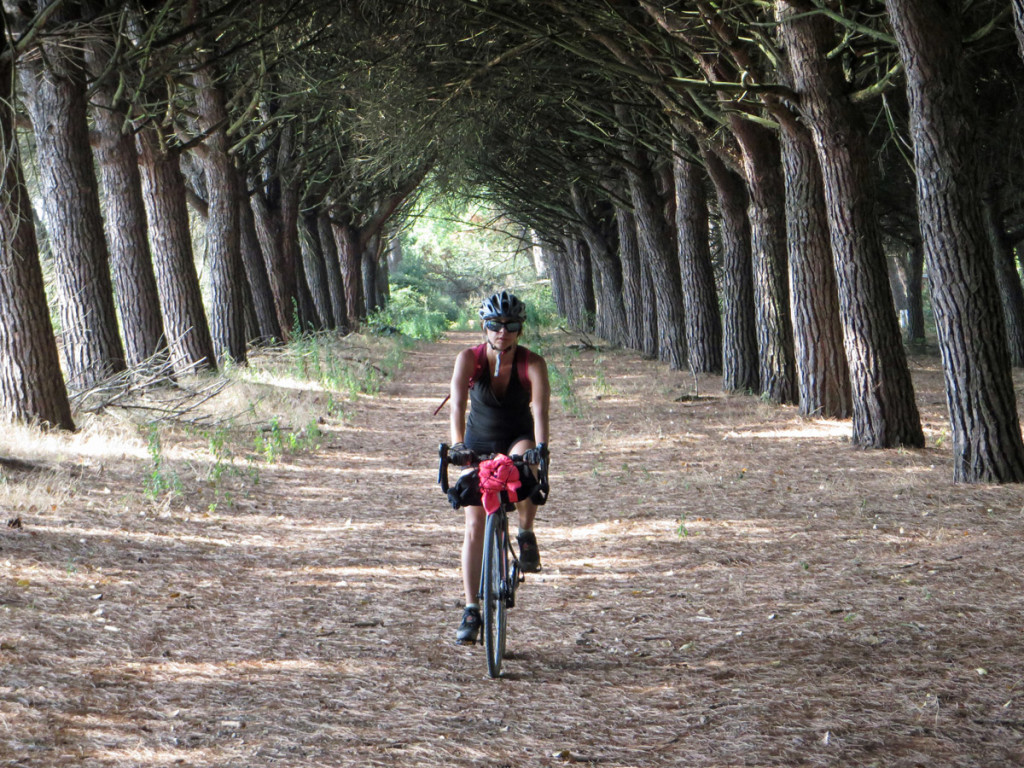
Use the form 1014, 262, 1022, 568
446, 455, 540, 511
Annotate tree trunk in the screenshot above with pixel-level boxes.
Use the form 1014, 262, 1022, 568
239, 263, 260, 346
300, 210, 333, 328
891, 241, 928, 344
331, 219, 364, 328
572, 188, 626, 344
623, 146, 687, 369
705, 150, 759, 393
318, 211, 348, 329
531, 232, 548, 278
14, 5, 126, 388
592, 265, 607, 340
137, 132, 217, 375
545, 243, 569, 319
779, 0, 923, 448
378, 241, 391, 309
780, 119, 852, 418
236, 166, 281, 342
0, 36, 74, 430
616, 201, 644, 351
674, 150, 722, 373
905, 242, 927, 345
640, 252, 659, 359
194, 62, 247, 364
562, 234, 595, 332
981, 186, 1024, 367
728, 118, 797, 403
84, 35, 165, 368
249, 188, 292, 336
362, 244, 380, 317
1014, 0, 1024, 63
887, 0, 1024, 482
280, 177, 303, 329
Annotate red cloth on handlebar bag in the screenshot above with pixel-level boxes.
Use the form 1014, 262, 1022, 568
478, 454, 521, 515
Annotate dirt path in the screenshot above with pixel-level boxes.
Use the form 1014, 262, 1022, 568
4, 331, 1024, 767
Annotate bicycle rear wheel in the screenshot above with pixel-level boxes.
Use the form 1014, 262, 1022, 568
482, 512, 508, 678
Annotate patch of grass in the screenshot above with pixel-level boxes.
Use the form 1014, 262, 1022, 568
143, 423, 181, 500
588, 353, 617, 398
550, 347, 583, 417
677, 510, 691, 538
367, 286, 450, 341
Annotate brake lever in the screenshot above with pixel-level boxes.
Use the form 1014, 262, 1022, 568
437, 442, 450, 492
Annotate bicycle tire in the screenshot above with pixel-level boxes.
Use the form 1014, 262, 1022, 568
482, 511, 508, 677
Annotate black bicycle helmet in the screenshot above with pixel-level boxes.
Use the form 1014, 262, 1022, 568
479, 290, 527, 321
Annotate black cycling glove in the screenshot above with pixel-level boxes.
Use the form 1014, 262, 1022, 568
523, 443, 548, 466
448, 442, 476, 466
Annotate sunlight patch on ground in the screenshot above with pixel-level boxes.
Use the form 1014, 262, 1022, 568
88, 744, 214, 768
723, 421, 851, 441
0, 418, 147, 463
235, 368, 333, 393
114, 657, 349, 680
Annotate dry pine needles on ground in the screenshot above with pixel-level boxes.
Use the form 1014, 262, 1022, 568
1, 331, 1023, 767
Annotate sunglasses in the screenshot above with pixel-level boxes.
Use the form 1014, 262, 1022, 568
484, 319, 523, 333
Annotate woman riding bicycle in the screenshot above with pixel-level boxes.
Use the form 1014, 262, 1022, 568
448, 290, 550, 644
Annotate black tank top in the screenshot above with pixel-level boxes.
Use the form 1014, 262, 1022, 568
464, 347, 534, 454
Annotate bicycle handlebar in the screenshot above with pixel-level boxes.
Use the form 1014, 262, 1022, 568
437, 442, 549, 502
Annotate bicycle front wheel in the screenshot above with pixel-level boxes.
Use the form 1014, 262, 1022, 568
482, 512, 508, 678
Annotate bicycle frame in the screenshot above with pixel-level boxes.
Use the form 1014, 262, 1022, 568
438, 443, 547, 677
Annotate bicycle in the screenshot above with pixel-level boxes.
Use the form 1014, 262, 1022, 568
438, 442, 549, 678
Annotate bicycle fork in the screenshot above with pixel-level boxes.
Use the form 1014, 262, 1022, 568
476, 519, 524, 613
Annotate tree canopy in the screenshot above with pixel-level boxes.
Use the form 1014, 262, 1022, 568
3, 0, 1024, 482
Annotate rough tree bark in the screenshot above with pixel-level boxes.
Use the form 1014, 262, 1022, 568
236, 166, 281, 342
889, 240, 928, 344
779, 0, 924, 447
84, 29, 165, 367
674, 150, 722, 374
249, 122, 300, 337
981, 186, 1024, 367
194, 59, 247, 364
572, 188, 626, 344
561, 234, 596, 332
728, 118, 797, 403
620, 137, 687, 369
1014, 0, 1024, 62
300, 210, 333, 328
12, 1, 126, 388
318, 211, 348, 329
545, 243, 569, 319
361, 245, 381, 318
249, 187, 292, 336
779, 118, 852, 418
0, 31, 74, 429
137, 132, 217, 375
615, 200, 645, 352
639, 253, 659, 359
886, 0, 1024, 482
331, 218, 365, 329
704, 150, 759, 393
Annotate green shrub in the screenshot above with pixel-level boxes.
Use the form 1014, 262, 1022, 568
368, 286, 450, 341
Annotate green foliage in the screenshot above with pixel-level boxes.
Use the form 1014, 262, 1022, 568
255, 416, 285, 463
253, 416, 323, 464
592, 354, 616, 396
144, 423, 181, 499
677, 511, 691, 538
367, 286, 450, 341
280, 330, 403, 400
395, 192, 546, 321
549, 346, 583, 417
